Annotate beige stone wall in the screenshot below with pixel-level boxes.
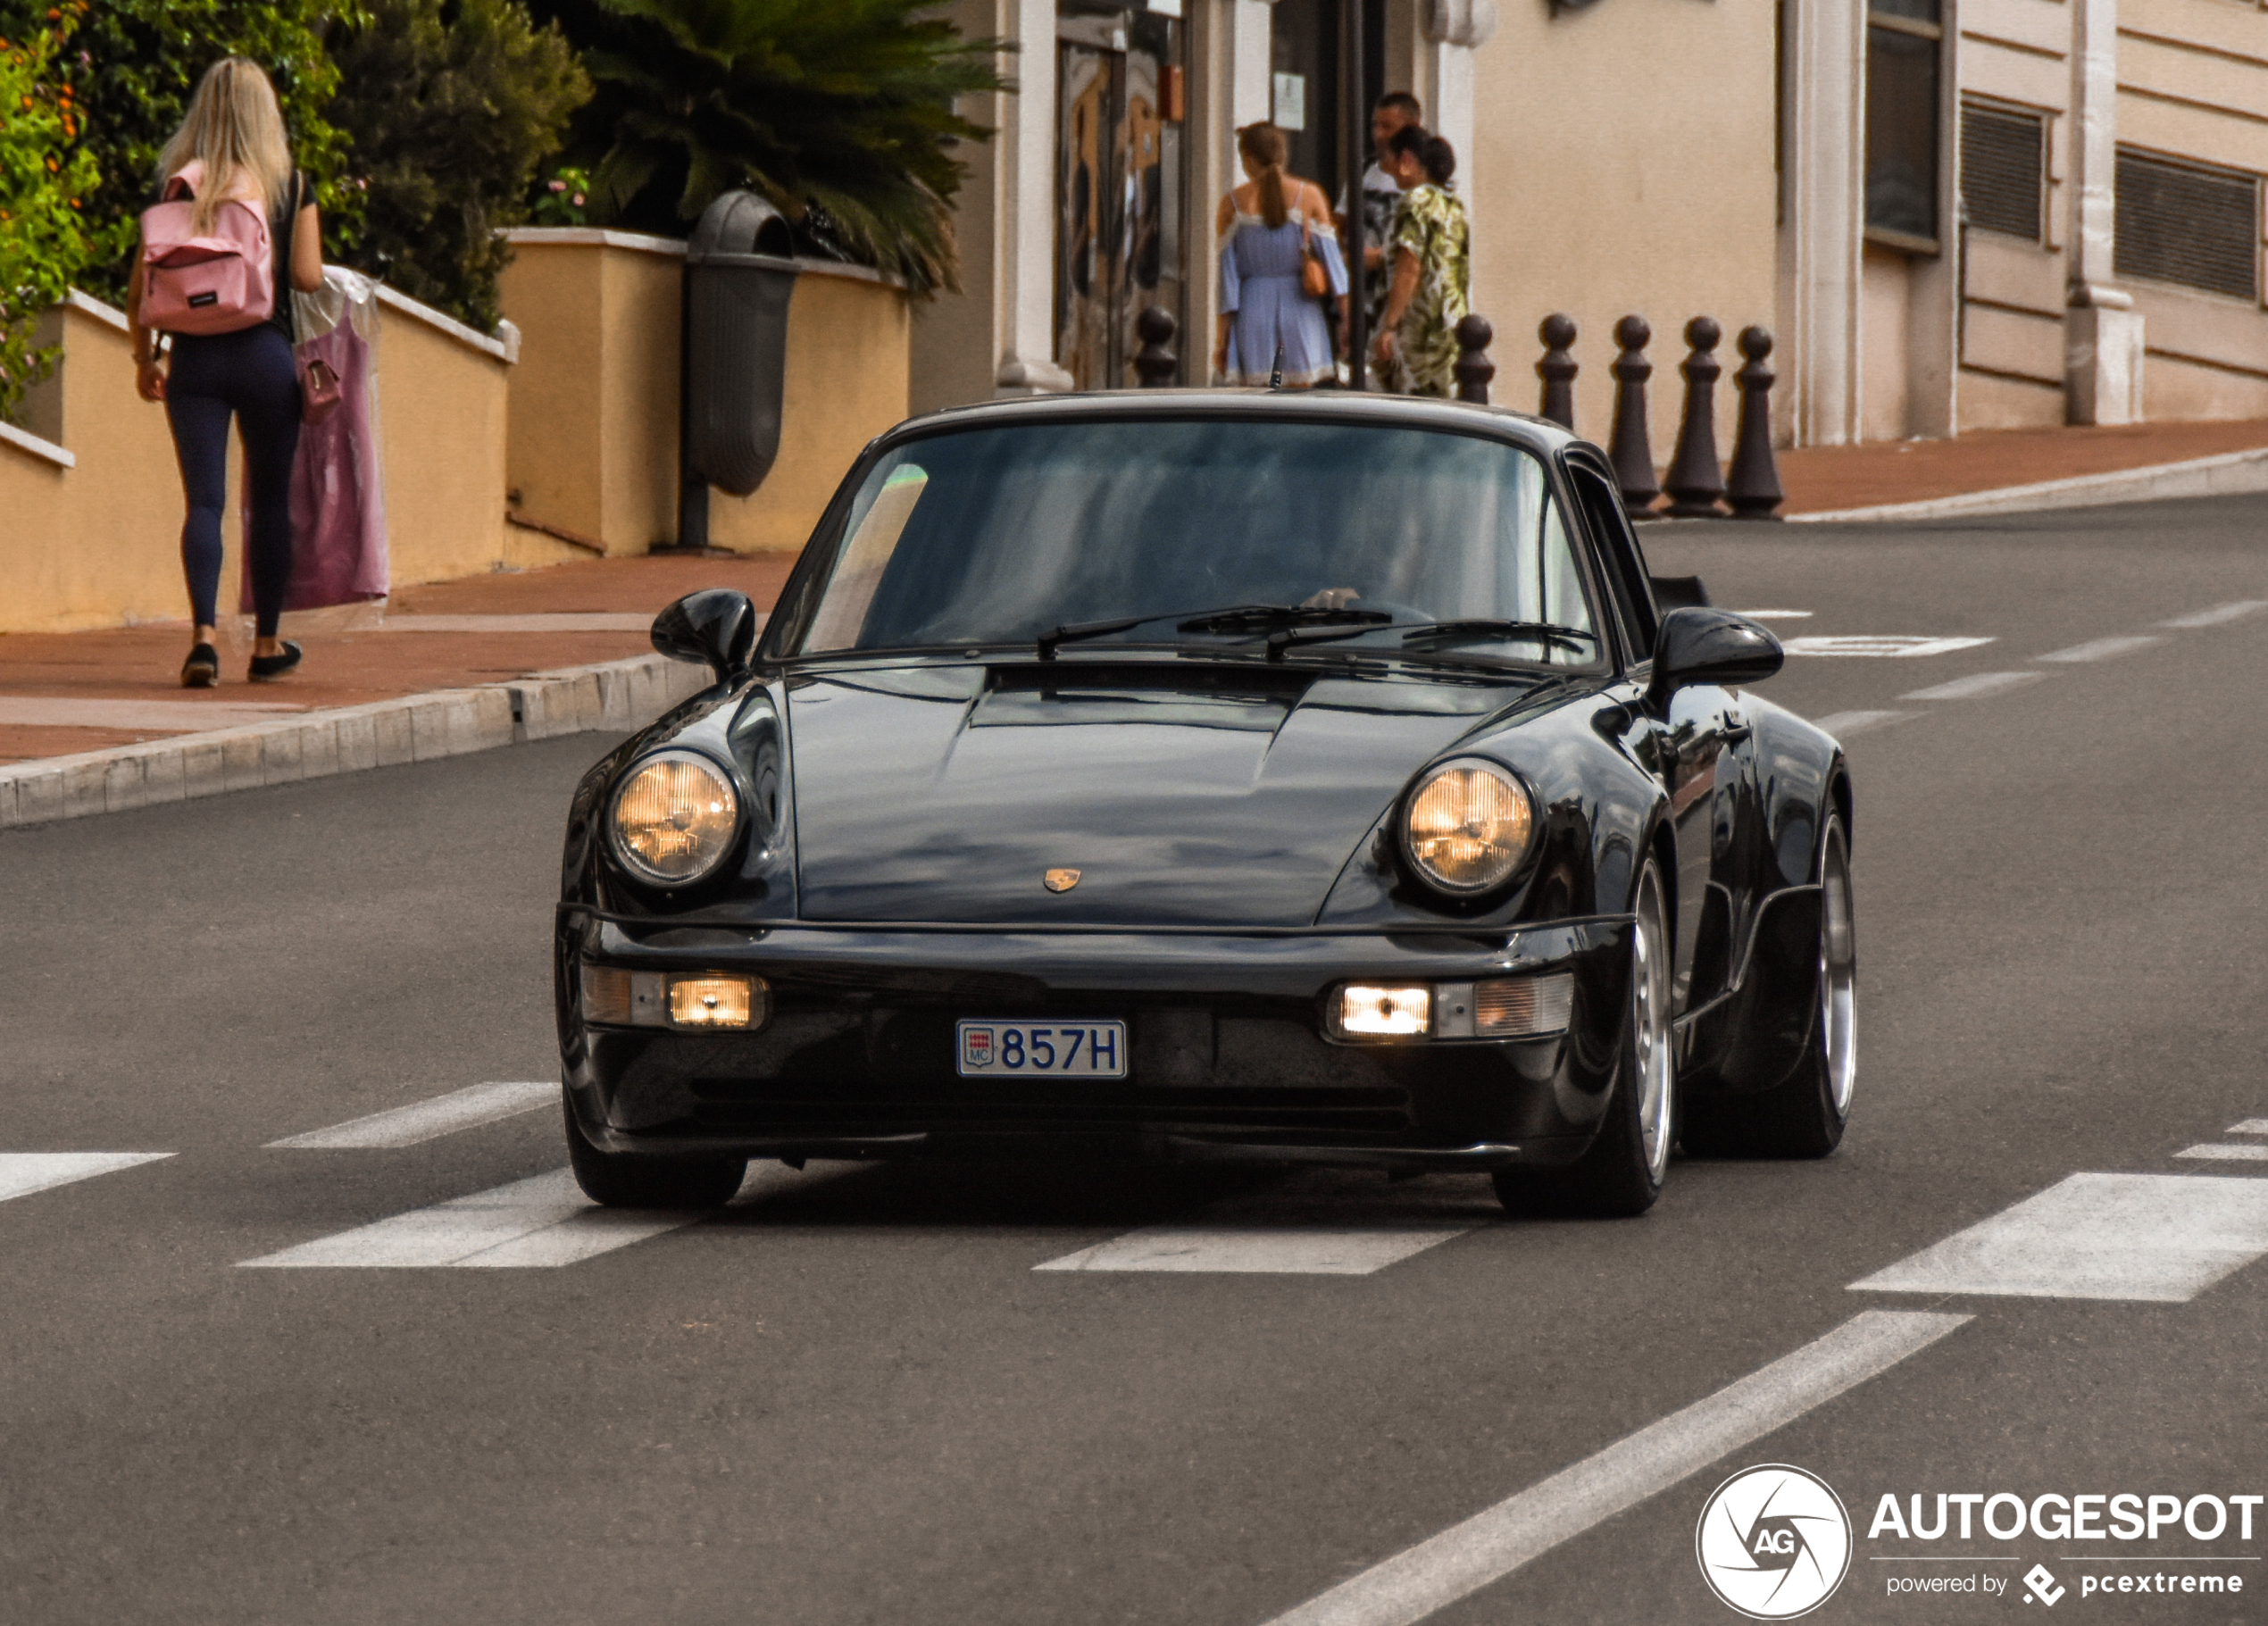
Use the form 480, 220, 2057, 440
496, 232, 681, 553
500, 230, 911, 557
1, 285, 577, 636
1465, 4, 1780, 459
1957, 0, 2268, 432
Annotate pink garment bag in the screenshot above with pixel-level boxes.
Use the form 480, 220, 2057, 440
238, 270, 388, 612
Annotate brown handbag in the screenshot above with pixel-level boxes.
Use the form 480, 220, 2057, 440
1298, 215, 1330, 301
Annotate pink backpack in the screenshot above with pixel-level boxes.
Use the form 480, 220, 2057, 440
139, 161, 274, 335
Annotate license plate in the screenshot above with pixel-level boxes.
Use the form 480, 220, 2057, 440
956, 1020, 1127, 1079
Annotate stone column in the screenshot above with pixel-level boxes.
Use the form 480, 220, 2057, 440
1415, 1, 1495, 199
2064, 0, 2142, 425
1777, 0, 1865, 446
994, 0, 1074, 396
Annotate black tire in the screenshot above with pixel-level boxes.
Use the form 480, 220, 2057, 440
1493, 860, 1674, 1219
1681, 815, 1855, 1159
563, 1092, 748, 1208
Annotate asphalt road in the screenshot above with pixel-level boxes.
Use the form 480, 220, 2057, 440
4, 493, 2265, 1626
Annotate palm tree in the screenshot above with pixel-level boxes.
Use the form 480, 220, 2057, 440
546, 0, 1005, 295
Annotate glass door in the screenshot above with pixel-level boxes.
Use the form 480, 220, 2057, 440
1055, 8, 1186, 389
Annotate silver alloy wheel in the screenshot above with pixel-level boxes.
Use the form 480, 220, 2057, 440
1632, 866, 1676, 1183
1820, 827, 1857, 1118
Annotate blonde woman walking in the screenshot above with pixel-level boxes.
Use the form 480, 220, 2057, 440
1213, 122, 1346, 388
127, 57, 324, 687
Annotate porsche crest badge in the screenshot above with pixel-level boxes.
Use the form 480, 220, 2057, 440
1043, 868, 1081, 892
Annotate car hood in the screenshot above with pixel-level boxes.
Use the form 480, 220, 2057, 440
785, 659, 1530, 926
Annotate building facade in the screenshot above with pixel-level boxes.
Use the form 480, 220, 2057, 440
912, 1, 2268, 452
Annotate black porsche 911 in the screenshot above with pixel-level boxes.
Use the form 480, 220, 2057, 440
554, 391, 1855, 1218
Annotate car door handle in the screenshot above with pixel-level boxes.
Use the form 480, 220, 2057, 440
1720, 721, 1754, 746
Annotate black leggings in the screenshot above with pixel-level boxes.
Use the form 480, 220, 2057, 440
166, 325, 300, 637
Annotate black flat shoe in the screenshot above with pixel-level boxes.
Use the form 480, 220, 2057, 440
247, 640, 303, 682
180, 643, 219, 688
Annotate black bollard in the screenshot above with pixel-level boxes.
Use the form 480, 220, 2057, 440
1663, 317, 1729, 518
1725, 326, 1785, 520
1454, 314, 1496, 404
1608, 315, 1660, 514
1536, 313, 1577, 429
1134, 305, 1179, 388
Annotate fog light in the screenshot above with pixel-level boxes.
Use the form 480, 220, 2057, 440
1475, 973, 1574, 1038
668, 975, 763, 1029
1334, 984, 1430, 1038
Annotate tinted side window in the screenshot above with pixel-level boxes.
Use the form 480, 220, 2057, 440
1569, 465, 1659, 661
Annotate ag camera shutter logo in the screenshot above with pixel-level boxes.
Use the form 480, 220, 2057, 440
1696, 1464, 1854, 1619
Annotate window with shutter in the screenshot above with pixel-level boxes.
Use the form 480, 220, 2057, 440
1961, 103, 2043, 242
2115, 148, 2260, 301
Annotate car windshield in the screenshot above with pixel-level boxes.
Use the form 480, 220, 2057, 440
780, 418, 1598, 666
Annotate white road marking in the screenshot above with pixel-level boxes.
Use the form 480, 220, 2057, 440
239, 1168, 695, 1268
2034, 635, 2164, 663
2160, 601, 2267, 630
1035, 1225, 1467, 1275
1898, 671, 2045, 701
2177, 1144, 2268, 1163
2229, 1120, 2268, 1135
1732, 609, 1814, 621
1809, 710, 1914, 739
237, 1160, 845, 1270
1847, 1173, 2268, 1302
1781, 636, 1994, 658
0, 1153, 173, 1204
266, 1081, 557, 1148
1257, 1311, 1970, 1626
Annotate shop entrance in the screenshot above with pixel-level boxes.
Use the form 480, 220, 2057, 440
1055, 7, 1187, 389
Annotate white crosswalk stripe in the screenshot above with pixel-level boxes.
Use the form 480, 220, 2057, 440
2160, 601, 2266, 629
1809, 710, 1913, 739
1847, 1172, 2268, 1302
238, 1169, 696, 1268
2177, 1144, 2268, 1163
2035, 635, 2163, 663
266, 1081, 557, 1149
1782, 635, 1993, 658
0, 1153, 173, 1205
2229, 1120, 2268, 1135
1036, 1224, 1468, 1275
1899, 671, 2044, 701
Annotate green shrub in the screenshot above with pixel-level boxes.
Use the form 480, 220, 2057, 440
324, 0, 590, 331
0, 11, 98, 423
0, 0, 363, 305
533, 0, 1004, 295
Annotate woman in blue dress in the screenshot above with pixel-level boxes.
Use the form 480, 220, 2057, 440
1213, 122, 1347, 388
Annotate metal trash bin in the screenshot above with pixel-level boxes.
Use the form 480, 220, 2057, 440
673, 189, 799, 550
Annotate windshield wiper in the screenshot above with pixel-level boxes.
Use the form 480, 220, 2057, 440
1397, 620, 1599, 653
1037, 604, 1388, 661
1262, 617, 1601, 663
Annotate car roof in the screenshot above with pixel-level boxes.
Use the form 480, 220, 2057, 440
880, 388, 1583, 457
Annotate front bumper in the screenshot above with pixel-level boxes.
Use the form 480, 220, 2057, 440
557, 915, 1634, 1169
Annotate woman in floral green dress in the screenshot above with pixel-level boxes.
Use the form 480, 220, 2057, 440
1372, 128, 1469, 398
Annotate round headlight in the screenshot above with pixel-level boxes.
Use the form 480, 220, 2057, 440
610, 752, 739, 883
1403, 760, 1535, 894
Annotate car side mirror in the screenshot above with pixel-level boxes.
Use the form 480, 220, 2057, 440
1646, 607, 1782, 710
651, 588, 758, 684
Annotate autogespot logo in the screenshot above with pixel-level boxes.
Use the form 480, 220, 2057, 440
1697, 1464, 1855, 1620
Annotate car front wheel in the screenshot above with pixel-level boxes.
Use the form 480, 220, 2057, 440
563, 1091, 748, 1208
1493, 858, 1673, 1218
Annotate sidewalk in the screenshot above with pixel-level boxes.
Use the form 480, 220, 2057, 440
0, 553, 796, 765
1776, 415, 2268, 516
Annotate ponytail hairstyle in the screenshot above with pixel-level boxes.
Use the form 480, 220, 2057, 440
1237, 121, 1292, 229
156, 58, 294, 233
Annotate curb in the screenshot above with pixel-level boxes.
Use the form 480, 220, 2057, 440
0, 652, 712, 830
1788, 445, 2268, 523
